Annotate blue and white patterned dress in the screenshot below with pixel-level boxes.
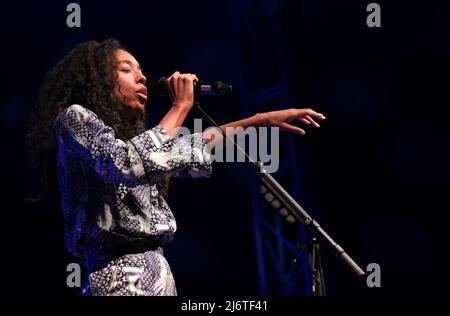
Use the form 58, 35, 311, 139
54, 104, 212, 296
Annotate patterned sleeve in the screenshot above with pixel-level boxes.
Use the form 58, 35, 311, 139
169, 133, 213, 178
130, 126, 212, 180
55, 104, 212, 186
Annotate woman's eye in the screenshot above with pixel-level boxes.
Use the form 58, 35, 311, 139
120, 69, 131, 73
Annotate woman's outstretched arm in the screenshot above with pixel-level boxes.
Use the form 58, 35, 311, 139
202, 108, 326, 145
157, 71, 326, 141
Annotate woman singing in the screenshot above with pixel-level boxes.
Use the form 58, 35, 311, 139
25, 38, 325, 296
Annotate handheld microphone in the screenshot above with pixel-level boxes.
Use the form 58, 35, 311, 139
148, 77, 232, 96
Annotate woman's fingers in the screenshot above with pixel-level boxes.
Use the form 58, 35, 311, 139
300, 118, 311, 125
166, 72, 199, 102
293, 109, 326, 128
305, 115, 321, 128
279, 122, 306, 135
181, 74, 198, 94
312, 112, 326, 120
261, 107, 325, 135
166, 71, 180, 100
296, 108, 326, 120
189, 74, 199, 83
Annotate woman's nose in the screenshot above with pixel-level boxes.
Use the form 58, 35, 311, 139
137, 72, 146, 85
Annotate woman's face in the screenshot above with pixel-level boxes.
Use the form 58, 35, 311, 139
114, 49, 147, 117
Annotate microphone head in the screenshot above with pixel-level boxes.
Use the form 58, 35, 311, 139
148, 77, 169, 96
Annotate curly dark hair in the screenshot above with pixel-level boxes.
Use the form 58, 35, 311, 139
25, 38, 169, 203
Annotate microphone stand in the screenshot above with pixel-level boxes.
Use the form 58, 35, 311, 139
309, 238, 327, 296
194, 101, 366, 295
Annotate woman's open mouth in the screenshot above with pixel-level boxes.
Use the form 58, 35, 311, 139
137, 92, 147, 104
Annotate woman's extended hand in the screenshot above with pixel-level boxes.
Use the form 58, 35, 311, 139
256, 108, 326, 135
203, 108, 326, 145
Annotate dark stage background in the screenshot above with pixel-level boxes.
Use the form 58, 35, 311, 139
1, 0, 449, 296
